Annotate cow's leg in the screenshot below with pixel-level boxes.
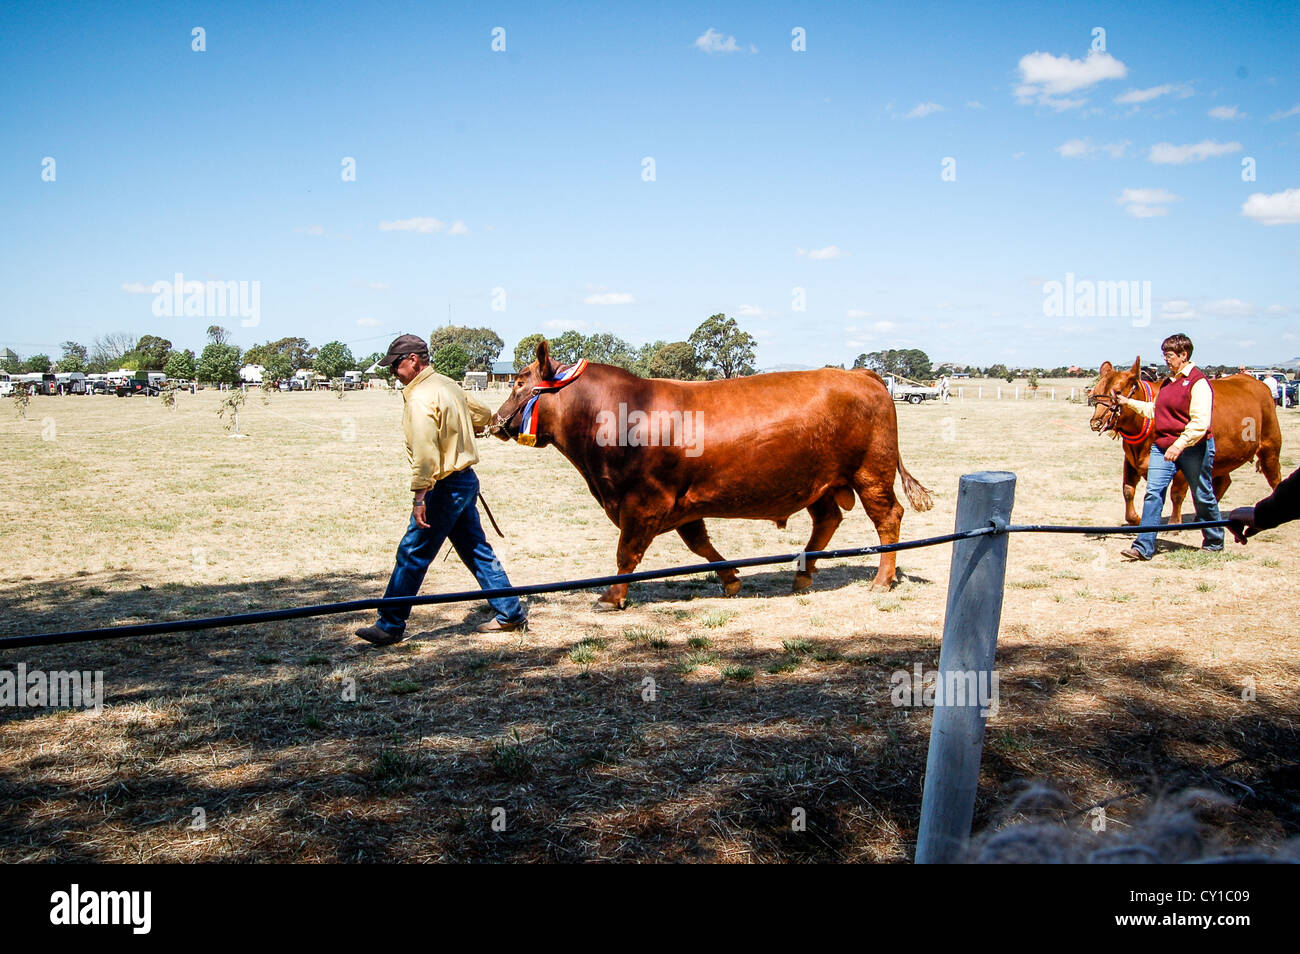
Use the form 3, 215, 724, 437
677, 519, 741, 597
1122, 459, 1141, 525
1212, 473, 1231, 502
855, 474, 904, 591
1257, 437, 1283, 489
794, 494, 843, 593
1169, 471, 1188, 524
596, 524, 658, 611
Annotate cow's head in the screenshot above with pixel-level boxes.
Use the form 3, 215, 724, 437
1087, 356, 1141, 433
489, 339, 561, 441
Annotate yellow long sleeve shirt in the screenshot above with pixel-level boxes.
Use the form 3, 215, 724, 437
1124, 362, 1212, 455
402, 367, 495, 492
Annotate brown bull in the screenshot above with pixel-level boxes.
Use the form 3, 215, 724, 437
1087, 357, 1282, 523
492, 340, 933, 608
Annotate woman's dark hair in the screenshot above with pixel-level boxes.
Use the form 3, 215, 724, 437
1161, 333, 1193, 358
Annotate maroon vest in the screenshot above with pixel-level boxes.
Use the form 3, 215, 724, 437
1153, 366, 1211, 451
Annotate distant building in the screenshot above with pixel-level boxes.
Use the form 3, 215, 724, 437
239, 364, 265, 384
489, 360, 516, 385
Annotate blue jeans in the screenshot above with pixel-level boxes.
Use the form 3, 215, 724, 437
1133, 437, 1224, 558
375, 467, 525, 636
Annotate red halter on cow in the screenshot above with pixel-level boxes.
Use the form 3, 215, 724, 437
492, 340, 934, 609
1087, 357, 1282, 524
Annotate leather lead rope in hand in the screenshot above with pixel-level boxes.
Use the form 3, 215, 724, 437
478, 492, 505, 538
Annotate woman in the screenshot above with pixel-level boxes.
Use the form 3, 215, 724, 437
1111, 333, 1224, 561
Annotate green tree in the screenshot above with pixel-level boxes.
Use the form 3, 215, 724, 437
207, 325, 232, 346
164, 349, 197, 380
514, 334, 545, 370
688, 314, 756, 379
60, 341, 88, 371
197, 343, 242, 386
431, 344, 472, 381
313, 341, 354, 379
24, 354, 52, 373
90, 332, 137, 371
548, 330, 588, 365
1, 349, 21, 373
855, 349, 932, 381
428, 325, 504, 371
647, 342, 701, 380
984, 363, 1010, 382
263, 352, 294, 384
583, 333, 638, 370
359, 351, 393, 382
122, 334, 173, 370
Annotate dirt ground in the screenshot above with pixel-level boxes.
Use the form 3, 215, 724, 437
1, 380, 1297, 862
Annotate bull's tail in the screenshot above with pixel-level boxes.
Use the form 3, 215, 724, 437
897, 456, 934, 512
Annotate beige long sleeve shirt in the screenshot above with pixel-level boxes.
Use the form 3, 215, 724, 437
402, 367, 495, 492
1124, 362, 1212, 455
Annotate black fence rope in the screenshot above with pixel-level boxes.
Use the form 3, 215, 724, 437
0, 519, 1234, 650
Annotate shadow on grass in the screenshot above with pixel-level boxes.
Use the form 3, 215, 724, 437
0, 573, 1295, 862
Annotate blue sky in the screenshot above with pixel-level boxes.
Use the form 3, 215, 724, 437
3, 0, 1299, 369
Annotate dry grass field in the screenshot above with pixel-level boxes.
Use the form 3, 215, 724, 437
1, 379, 1297, 862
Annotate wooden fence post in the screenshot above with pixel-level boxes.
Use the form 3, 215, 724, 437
915, 471, 1017, 864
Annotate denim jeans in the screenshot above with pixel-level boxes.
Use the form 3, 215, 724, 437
375, 467, 525, 636
1133, 437, 1224, 558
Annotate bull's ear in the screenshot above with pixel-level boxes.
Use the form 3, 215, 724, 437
1099, 361, 1113, 375
535, 339, 558, 378
1129, 356, 1141, 376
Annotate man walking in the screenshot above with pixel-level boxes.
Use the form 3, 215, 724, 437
355, 334, 527, 645
1111, 333, 1224, 561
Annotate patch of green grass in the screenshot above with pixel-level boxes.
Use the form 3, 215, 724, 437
782, 639, 814, 657
1259, 558, 1280, 568
389, 679, 421, 695
372, 748, 426, 784
1110, 592, 1135, 603
767, 659, 800, 674
721, 665, 755, 682
1010, 580, 1049, 589
687, 636, 711, 650
809, 615, 825, 627
1052, 571, 1083, 580
1028, 563, 1051, 572
624, 626, 664, 644
1195, 582, 1213, 593
304, 654, 331, 665
1163, 549, 1246, 569
875, 598, 903, 612
569, 637, 607, 665
302, 714, 323, 730
701, 610, 737, 628
255, 654, 280, 665
490, 730, 534, 781
675, 649, 719, 674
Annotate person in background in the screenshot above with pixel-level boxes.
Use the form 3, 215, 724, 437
1226, 466, 1300, 542
355, 334, 527, 646
1111, 333, 1223, 561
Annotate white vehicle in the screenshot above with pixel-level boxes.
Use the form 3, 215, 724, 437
882, 374, 941, 405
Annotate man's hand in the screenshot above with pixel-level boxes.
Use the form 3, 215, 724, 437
1164, 445, 1182, 462
1226, 506, 1259, 545
413, 497, 430, 529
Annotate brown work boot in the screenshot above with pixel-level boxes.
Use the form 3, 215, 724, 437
355, 624, 407, 646
476, 617, 527, 633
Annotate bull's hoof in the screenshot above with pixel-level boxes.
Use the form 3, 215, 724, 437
871, 578, 895, 592
722, 579, 742, 597
593, 599, 625, 612
793, 572, 814, 593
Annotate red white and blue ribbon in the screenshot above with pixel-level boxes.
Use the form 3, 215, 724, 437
1121, 379, 1154, 445
517, 359, 588, 446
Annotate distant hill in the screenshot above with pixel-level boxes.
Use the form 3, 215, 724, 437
759, 362, 818, 373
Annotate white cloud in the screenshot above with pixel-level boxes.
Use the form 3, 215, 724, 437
1148, 140, 1242, 164
1204, 299, 1255, 317
1118, 188, 1180, 218
1015, 50, 1127, 109
120, 282, 154, 294
797, 245, 846, 260
544, 318, 590, 331
1114, 83, 1192, 104
1265, 304, 1290, 315
872, 321, 896, 333
1268, 104, 1300, 121
846, 309, 872, 319
1208, 105, 1243, 119
584, 292, 635, 305
367, 282, 390, 290
296, 224, 326, 236
966, 101, 986, 110
694, 28, 741, 53
356, 317, 381, 327
1162, 300, 1196, 321
1241, 189, 1300, 225
379, 217, 445, 233
736, 304, 766, 317
906, 102, 945, 119
448, 220, 468, 235
1057, 137, 1129, 158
